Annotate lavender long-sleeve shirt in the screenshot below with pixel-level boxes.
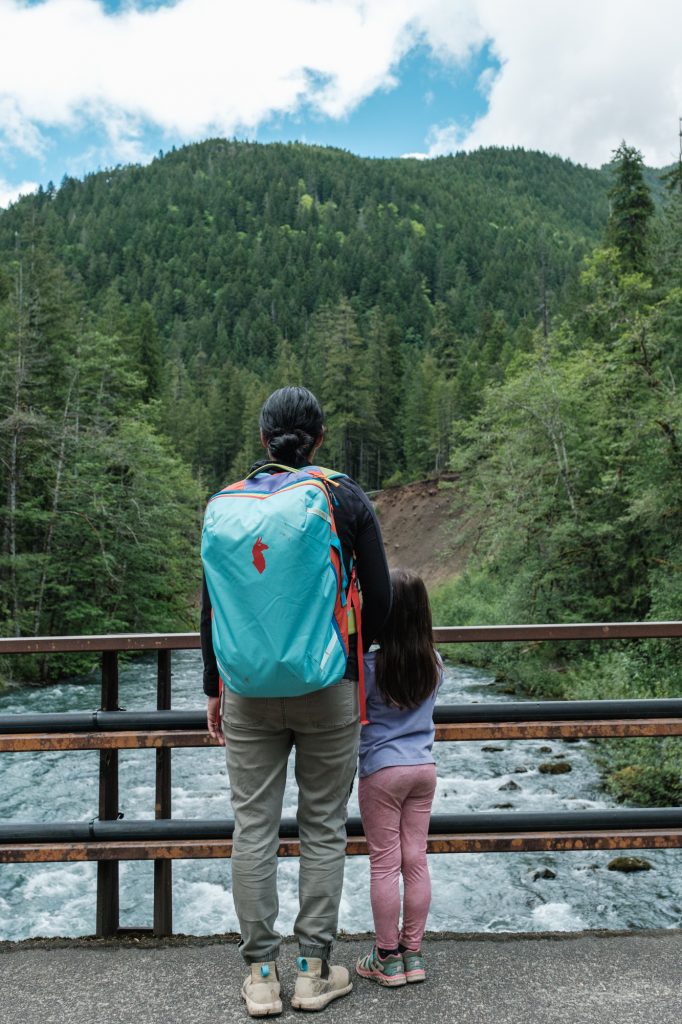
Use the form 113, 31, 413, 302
358, 650, 443, 778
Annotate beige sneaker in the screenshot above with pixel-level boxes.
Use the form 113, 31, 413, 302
290, 956, 352, 1011
241, 961, 282, 1017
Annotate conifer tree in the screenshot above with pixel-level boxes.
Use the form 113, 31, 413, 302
607, 142, 655, 272
314, 297, 375, 480
137, 302, 163, 401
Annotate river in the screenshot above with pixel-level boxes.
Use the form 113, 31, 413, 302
1, 652, 681, 941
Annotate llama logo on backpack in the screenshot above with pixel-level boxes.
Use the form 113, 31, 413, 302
252, 536, 268, 574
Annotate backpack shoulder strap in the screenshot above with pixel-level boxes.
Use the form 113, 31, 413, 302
308, 466, 347, 487
244, 462, 299, 481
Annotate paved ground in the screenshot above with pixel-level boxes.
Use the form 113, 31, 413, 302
1, 931, 681, 1024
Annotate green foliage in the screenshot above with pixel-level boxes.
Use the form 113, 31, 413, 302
0, 137, 677, 724
606, 764, 682, 807
0, 141, 610, 490
607, 142, 655, 272
0, 236, 202, 684
443, 164, 682, 803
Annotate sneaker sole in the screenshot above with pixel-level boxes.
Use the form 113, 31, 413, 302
290, 981, 353, 1011
355, 964, 406, 987
241, 990, 283, 1016
405, 970, 426, 983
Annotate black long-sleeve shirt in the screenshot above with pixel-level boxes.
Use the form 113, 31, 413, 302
201, 466, 392, 696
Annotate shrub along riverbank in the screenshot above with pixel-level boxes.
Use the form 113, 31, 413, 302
432, 572, 682, 808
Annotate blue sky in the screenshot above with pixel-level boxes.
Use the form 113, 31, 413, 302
1, 0, 681, 207
254, 44, 496, 159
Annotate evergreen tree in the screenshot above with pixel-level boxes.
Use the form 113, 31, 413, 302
313, 297, 376, 480
606, 142, 655, 272
136, 301, 163, 401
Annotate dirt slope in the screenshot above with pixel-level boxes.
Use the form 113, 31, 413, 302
371, 476, 476, 591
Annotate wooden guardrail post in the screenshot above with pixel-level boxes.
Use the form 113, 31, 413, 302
154, 649, 173, 937
96, 649, 120, 937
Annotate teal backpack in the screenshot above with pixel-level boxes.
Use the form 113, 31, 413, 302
202, 464, 364, 707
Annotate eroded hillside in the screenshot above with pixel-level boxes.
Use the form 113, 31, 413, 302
372, 476, 476, 591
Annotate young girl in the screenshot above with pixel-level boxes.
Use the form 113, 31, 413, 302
356, 568, 442, 987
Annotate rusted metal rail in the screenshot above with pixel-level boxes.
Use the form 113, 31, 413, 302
1, 624, 681, 939
1, 620, 681, 655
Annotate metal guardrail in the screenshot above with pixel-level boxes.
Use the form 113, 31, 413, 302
1, 624, 681, 938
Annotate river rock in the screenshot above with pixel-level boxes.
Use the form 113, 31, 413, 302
607, 856, 653, 873
532, 868, 557, 881
538, 746, 553, 753
482, 745, 505, 752
538, 762, 572, 774
498, 779, 521, 791
513, 766, 529, 773
493, 802, 514, 809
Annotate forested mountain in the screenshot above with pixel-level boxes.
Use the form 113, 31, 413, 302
3, 140, 679, 713
0, 142, 610, 492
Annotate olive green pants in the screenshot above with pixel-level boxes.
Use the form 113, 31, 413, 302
221, 678, 360, 963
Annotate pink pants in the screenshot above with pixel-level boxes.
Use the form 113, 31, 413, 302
358, 763, 437, 951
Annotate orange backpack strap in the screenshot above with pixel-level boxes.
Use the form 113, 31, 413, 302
349, 568, 368, 726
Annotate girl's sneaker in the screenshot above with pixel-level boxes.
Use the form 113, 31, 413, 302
355, 947, 406, 987
401, 949, 426, 983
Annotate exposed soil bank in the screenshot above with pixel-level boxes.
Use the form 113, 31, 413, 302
372, 476, 475, 591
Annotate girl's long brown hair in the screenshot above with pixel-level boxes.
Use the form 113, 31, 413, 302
375, 568, 440, 710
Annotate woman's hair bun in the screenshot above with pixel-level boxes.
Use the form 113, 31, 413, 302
260, 387, 324, 466
268, 430, 306, 462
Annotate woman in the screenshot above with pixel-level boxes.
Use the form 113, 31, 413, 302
201, 385, 391, 1016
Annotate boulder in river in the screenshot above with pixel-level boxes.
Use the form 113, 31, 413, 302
538, 762, 572, 774
482, 745, 505, 752
493, 802, 514, 809
538, 746, 553, 753
498, 779, 521, 791
513, 766, 529, 773
532, 868, 557, 881
607, 856, 653, 873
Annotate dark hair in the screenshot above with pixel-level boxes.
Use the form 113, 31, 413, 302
375, 568, 440, 710
259, 386, 324, 467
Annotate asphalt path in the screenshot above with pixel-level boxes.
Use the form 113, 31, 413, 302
1, 931, 681, 1024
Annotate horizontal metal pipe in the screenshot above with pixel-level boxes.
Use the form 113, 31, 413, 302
0, 711, 206, 735
433, 699, 682, 723
0, 712, 101, 734
4, 809, 682, 845
1, 621, 682, 655
4, 698, 682, 735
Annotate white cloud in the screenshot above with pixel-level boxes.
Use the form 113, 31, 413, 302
0, 0, 481, 148
409, 0, 682, 166
0, 96, 46, 158
460, 0, 682, 167
0, 0, 681, 174
0, 177, 38, 208
402, 122, 466, 160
